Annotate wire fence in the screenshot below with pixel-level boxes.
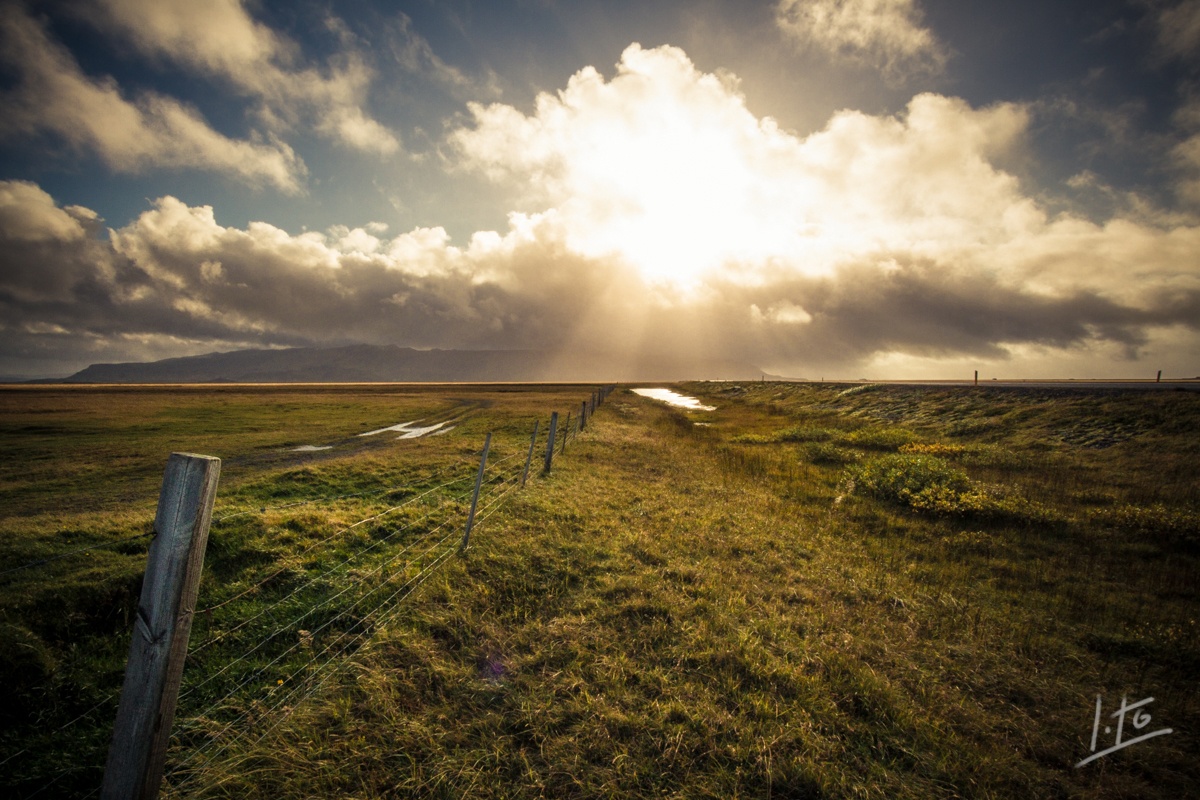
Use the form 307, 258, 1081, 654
0, 386, 613, 799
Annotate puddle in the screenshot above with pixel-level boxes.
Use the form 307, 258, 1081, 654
396, 422, 448, 439
632, 388, 716, 411
359, 420, 448, 439
292, 444, 333, 452
359, 421, 418, 437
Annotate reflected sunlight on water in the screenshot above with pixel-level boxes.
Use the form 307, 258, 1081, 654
632, 388, 716, 411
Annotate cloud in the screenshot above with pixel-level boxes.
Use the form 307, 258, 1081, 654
89, 0, 400, 156
774, 0, 948, 80
450, 43, 1200, 371
0, 4, 306, 192
1155, 1, 1200, 63
4, 176, 1198, 378
0, 181, 649, 373
387, 12, 495, 96
5, 42, 1200, 378
450, 45, 1032, 285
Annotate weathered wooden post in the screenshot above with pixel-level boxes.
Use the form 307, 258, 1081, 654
579, 400, 587, 431
102, 452, 221, 800
520, 421, 538, 489
461, 433, 491, 552
543, 412, 558, 473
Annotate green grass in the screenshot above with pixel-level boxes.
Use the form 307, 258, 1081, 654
2, 382, 1198, 798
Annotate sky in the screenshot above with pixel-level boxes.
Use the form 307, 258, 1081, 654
1, 0, 1198, 380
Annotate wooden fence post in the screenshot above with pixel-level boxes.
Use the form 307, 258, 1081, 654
520, 421, 538, 489
543, 412, 558, 473
561, 412, 571, 454
579, 400, 587, 431
102, 453, 220, 800
461, 433, 491, 552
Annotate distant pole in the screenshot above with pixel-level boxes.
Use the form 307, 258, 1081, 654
1157, 370, 1162, 383
103, 453, 221, 800
543, 412, 558, 473
520, 421, 538, 489
580, 400, 588, 431
461, 432, 491, 551
974, 370, 978, 387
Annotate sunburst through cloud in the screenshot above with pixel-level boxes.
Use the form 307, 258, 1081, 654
1, 0, 1198, 379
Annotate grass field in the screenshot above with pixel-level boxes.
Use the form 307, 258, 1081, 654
1, 382, 1197, 798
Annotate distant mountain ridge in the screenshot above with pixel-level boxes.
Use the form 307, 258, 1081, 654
65, 345, 768, 383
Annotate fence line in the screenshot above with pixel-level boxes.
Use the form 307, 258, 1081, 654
165, 442, 546, 790
165, 457, 532, 796
175, 489, 476, 709
210, 454, 478, 524
194, 465, 482, 619
4, 386, 615, 799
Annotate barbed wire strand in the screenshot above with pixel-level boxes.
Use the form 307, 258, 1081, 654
28, 480, 486, 800
185, 485, 475, 662
175, 508, 465, 713
12, 423, 551, 797
211, 455, 475, 524
212, 472, 520, 748
6, 466, 485, 794
196, 468, 477, 617
169, 522, 473, 796
166, 525, 463, 790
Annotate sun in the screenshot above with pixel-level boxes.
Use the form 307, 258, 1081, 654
559, 127, 759, 290
544, 94, 812, 292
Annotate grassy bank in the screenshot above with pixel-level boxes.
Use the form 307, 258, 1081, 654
2, 383, 1197, 797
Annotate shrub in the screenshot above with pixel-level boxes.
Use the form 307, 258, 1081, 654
1090, 503, 1200, 549
730, 433, 779, 444
908, 484, 1057, 525
848, 455, 1056, 524
848, 454, 970, 505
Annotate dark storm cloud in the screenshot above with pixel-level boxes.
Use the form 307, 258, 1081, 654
700, 259, 1200, 369
3, 180, 1199, 377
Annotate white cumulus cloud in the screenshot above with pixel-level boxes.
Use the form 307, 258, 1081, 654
91, 0, 400, 155
4, 41, 1200, 378
775, 0, 948, 80
0, 4, 307, 192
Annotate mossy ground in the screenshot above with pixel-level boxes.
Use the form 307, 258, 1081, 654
2, 382, 1197, 798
